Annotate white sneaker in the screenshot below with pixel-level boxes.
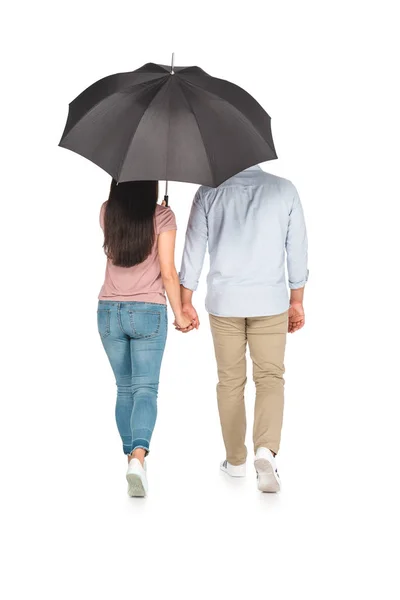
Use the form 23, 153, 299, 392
220, 459, 246, 477
126, 458, 148, 497
254, 447, 281, 493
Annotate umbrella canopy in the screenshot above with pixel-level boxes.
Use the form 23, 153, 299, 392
59, 62, 277, 187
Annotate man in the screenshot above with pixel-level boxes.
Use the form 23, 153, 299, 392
179, 165, 308, 492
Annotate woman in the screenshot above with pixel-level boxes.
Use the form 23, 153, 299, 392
97, 180, 193, 497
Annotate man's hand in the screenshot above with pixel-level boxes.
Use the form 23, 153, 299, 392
181, 302, 200, 330
288, 302, 305, 333
174, 313, 195, 333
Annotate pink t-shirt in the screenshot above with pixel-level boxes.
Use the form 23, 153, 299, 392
99, 203, 177, 304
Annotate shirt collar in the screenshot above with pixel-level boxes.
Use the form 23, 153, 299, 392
244, 164, 261, 172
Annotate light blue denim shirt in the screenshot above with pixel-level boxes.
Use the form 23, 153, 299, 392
179, 165, 308, 317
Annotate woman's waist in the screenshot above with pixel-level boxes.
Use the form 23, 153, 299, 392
99, 275, 166, 300
98, 298, 167, 309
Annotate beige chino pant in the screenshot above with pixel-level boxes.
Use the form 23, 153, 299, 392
209, 311, 288, 465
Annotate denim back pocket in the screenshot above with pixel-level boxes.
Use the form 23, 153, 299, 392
97, 309, 111, 339
129, 310, 161, 339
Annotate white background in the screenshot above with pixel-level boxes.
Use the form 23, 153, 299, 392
1, 1, 399, 598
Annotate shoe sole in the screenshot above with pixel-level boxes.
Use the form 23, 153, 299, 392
254, 458, 280, 493
126, 473, 146, 497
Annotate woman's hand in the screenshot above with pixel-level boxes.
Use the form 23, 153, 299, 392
174, 313, 195, 333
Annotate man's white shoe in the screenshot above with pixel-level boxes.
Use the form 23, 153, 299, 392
126, 458, 148, 497
220, 459, 246, 477
254, 447, 281, 493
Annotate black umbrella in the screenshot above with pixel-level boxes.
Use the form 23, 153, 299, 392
59, 56, 277, 200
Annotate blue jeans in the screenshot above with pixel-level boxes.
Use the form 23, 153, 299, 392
97, 301, 168, 454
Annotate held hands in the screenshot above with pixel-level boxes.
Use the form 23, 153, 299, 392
288, 302, 305, 333
174, 303, 200, 333
175, 302, 304, 334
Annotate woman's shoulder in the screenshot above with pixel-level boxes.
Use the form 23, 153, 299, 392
156, 203, 175, 216
155, 203, 176, 221
155, 204, 177, 233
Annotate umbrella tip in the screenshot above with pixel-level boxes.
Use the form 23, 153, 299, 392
171, 52, 175, 74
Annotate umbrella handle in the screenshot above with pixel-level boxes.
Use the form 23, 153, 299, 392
163, 180, 169, 207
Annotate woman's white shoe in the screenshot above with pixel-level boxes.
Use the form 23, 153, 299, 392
126, 458, 148, 497
254, 447, 281, 493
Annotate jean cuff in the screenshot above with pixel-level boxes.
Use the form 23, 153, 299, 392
131, 439, 150, 453
123, 443, 133, 454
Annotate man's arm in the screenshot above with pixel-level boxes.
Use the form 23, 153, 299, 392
178, 191, 208, 329
286, 189, 308, 333
288, 287, 305, 333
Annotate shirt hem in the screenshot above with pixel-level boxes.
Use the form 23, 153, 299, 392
205, 285, 290, 318
206, 306, 289, 318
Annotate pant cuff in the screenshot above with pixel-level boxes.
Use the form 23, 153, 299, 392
227, 453, 247, 466
254, 443, 279, 455
130, 438, 150, 454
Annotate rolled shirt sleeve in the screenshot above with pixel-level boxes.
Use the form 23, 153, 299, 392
286, 189, 309, 289
179, 191, 208, 291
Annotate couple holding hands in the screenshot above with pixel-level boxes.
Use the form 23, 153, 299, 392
98, 164, 308, 497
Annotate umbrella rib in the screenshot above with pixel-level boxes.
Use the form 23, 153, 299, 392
178, 83, 215, 187
62, 78, 166, 143
178, 77, 277, 159
115, 80, 167, 181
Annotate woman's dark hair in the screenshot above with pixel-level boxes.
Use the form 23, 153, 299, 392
103, 179, 158, 268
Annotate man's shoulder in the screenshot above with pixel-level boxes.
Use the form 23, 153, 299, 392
196, 184, 214, 196
195, 170, 297, 200
194, 184, 216, 206
195, 174, 294, 192
258, 170, 297, 193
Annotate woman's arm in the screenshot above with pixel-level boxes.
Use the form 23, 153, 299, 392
158, 230, 194, 332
